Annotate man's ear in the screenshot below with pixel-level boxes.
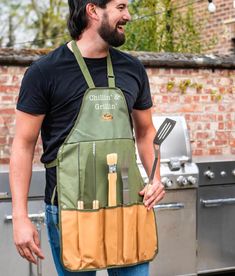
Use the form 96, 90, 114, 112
86, 3, 100, 21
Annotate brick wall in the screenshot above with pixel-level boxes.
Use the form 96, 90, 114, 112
173, 0, 235, 55
147, 67, 235, 156
0, 52, 234, 165
0, 65, 43, 165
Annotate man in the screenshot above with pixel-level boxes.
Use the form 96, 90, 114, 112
10, 0, 165, 275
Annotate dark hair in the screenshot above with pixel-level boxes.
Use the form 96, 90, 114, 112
67, 0, 112, 40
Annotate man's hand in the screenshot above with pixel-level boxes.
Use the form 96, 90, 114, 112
13, 216, 45, 264
139, 180, 165, 210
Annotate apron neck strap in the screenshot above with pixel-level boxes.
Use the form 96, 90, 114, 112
72, 40, 95, 88
107, 53, 115, 88
71, 40, 115, 89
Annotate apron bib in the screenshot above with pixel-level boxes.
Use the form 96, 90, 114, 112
46, 41, 158, 272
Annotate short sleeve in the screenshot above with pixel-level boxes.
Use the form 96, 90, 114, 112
17, 63, 50, 114
133, 63, 153, 110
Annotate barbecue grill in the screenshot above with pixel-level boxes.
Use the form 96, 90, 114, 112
137, 115, 199, 276
196, 156, 235, 275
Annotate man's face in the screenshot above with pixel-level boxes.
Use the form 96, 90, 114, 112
97, 0, 131, 47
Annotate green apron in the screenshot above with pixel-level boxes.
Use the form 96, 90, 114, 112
46, 41, 158, 272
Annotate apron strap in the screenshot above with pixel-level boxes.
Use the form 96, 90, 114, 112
107, 53, 115, 88
71, 40, 95, 88
44, 159, 58, 168
72, 40, 115, 88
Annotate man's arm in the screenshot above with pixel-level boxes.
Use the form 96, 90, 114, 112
132, 108, 165, 210
10, 110, 45, 264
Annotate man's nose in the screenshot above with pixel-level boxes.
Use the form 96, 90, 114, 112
123, 9, 132, 22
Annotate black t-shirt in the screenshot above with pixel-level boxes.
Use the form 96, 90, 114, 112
17, 43, 152, 204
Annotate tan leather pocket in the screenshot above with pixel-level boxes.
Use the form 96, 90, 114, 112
60, 210, 81, 270
60, 205, 157, 271
137, 205, 158, 260
122, 205, 138, 263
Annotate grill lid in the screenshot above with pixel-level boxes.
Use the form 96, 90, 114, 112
152, 115, 192, 163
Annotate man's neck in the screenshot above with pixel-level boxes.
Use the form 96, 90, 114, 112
67, 30, 110, 58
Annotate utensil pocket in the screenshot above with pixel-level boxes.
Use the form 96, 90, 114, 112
78, 209, 106, 269
60, 205, 157, 271
122, 205, 138, 263
137, 205, 158, 260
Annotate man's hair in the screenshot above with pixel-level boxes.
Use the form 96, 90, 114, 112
67, 0, 112, 40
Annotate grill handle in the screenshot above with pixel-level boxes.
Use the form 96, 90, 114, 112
154, 203, 184, 211
5, 212, 45, 223
201, 198, 235, 207
0, 192, 9, 199
5, 213, 44, 276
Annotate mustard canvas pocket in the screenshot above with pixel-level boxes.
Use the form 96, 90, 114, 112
60, 205, 158, 271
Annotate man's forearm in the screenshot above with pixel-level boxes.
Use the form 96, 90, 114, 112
10, 140, 34, 218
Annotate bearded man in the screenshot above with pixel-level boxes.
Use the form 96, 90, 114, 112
10, 1, 165, 275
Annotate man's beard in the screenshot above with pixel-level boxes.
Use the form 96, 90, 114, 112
98, 13, 126, 47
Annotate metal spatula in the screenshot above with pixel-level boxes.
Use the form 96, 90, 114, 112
149, 118, 176, 182
144, 118, 176, 200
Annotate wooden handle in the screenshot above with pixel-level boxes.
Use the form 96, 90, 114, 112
143, 183, 153, 203
77, 200, 84, 210
108, 173, 117, 206
93, 200, 99, 209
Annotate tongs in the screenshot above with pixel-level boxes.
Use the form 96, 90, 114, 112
144, 118, 176, 199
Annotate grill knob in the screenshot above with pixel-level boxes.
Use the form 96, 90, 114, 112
187, 176, 197, 185
177, 176, 188, 186
232, 169, 235, 176
220, 171, 227, 177
204, 170, 215, 179
161, 177, 173, 188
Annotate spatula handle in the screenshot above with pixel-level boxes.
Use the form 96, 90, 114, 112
143, 183, 153, 203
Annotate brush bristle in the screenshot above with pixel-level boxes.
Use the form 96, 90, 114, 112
107, 153, 118, 165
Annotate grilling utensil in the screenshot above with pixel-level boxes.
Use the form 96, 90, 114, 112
92, 143, 99, 209
121, 155, 130, 205
107, 153, 118, 207
144, 118, 176, 201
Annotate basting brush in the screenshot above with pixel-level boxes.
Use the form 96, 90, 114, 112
107, 153, 118, 207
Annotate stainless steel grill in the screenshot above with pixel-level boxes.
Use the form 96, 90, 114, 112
0, 165, 57, 276
143, 115, 199, 276
196, 156, 235, 275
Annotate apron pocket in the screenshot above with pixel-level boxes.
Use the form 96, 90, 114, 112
61, 210, 81, 270
122, 205, 138, 263
105, 207, 119, 266
78, 209, 106, 269
137, 205, 158, 261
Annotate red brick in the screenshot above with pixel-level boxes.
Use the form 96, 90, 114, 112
216, 131, 229, 140
208, 148, 223, 155
217, 114, 224, 121
218, 122, 224, 130
193, 96, 200, 102
0, 85, 19, 93
0, 108, 15, 115
162, 96, 169, 103
192, 149, 204, 156
169, 95, 179, 103
2, 96, 14, 102
0, 137, 7, 145
0, 116, 4, 125
0, 66, 9, 74
215, 140, 227, 146
12, 75, 23, 85
0, 158, 10, 164
225, 121, 233, 130
196, 132, 211, 139
0, 75, 10, 84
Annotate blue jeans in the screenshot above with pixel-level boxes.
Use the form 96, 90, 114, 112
45, 204, 149, 276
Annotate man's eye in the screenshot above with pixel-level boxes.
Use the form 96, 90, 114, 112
118, 5, 125, 10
